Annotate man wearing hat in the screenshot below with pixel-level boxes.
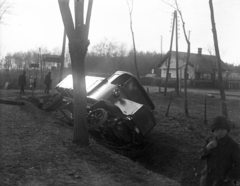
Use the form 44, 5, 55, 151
199, 115, 240, 186
18, 70, 26, 95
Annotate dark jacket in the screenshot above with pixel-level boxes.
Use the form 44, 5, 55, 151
18, 74, 26, 86
44, 74, 52, 85
200, 134, 240, 186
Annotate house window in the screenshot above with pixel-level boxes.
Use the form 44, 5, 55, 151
168, 73, 171, 78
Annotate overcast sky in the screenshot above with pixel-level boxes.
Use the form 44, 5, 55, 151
1, 0, 240, 66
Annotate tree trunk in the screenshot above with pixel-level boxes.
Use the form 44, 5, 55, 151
69, 40, 89, 145
209, 0, 228, 116
126, 0, 140, 80
60, 30, 66, 82
184, 43, 190, 117
131, 28, 140, 80
176, 7, 190, 117
58, 0, 93, 146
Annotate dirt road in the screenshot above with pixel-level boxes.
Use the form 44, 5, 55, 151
144, 86, 240, 99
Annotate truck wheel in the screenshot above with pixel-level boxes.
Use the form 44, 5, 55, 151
87, 108, 107, 131
43, 93, 63, 111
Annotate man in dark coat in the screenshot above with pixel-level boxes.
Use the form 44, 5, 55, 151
200, 115, 240, 186
44, 72, 52, 94
18, 70, 26, 95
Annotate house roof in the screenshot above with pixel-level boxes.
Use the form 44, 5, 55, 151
227, 72, 240, 80
156, 51, 231, 73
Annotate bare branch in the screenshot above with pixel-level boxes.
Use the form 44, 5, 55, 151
125, 0, 139, 79
126, 0, 133, 14
171, 0, 189, 45
0, 0, 12, 23
58, 0, 75, 42
161, 0, 176, 10
162, 0, 189, 44
0, 0, 7, 9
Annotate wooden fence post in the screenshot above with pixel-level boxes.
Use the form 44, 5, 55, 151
204, 94, 207, 125
165, 91, 173, 117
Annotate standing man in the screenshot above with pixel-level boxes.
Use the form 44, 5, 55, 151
44, 72, 52, 94
33, 76, 37, 90
18, 70, 26, 95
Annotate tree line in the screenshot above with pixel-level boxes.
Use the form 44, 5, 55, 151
85, 50, 160, 77
0, 46, 162, 77
1, 48, 240, 77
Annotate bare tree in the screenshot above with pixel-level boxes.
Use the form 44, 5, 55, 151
91, 38, 127, 57
175, 3, 190, 117
0, 0, 12, 58
126, 0, 140, 80
0, 0, 12, 24
4, 53, 12, 70
209, 0, 228, 116
58, 0, 93, 146
13, 52, 24, 70
0, 57, 4, 68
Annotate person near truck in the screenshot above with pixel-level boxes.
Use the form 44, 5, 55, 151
44, 72, 52, 94
18, 70, 26, 95
29, 76, 35, 95
199, 115, 240, 186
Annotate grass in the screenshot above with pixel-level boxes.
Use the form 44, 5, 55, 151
0, 89, 239, 186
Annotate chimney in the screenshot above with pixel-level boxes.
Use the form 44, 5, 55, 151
198, 48, 202, 55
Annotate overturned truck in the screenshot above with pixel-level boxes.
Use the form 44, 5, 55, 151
43, 71, 156, 156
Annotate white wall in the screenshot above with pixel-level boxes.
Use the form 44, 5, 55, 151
160, 57, 195, 79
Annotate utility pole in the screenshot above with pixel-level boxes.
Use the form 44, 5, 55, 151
175, 11, 179, 95
164, 10, 176, 96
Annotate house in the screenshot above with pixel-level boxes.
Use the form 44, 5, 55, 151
155, 48, 231, 88
226, 72, 240, 89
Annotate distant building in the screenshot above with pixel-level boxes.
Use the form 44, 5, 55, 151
226, 72, 240, 89
155, 48, 232, 88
